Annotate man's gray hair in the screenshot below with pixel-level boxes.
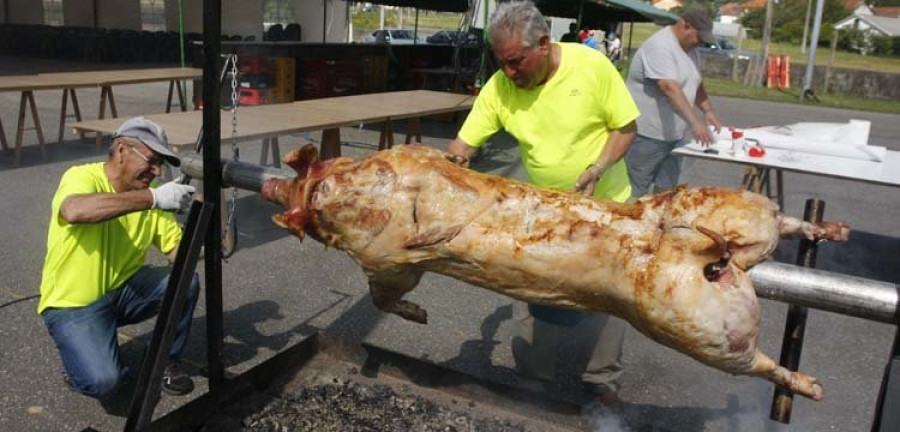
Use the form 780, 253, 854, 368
108, 136, 137, 157
487, 1, 549, 49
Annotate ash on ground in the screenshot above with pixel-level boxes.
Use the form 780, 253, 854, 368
208, 376, 525, 432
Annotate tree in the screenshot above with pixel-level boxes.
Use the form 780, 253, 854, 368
741, 0, 848, 44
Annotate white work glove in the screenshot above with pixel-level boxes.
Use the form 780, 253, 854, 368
151, 181, 196, 213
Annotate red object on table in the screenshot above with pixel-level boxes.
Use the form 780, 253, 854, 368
748, 146, 766, 157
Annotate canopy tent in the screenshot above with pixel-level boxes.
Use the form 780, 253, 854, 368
535, 0, 678, 27
351, 0, 469, 13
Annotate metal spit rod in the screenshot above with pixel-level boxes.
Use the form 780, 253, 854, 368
179, 155, 900, 325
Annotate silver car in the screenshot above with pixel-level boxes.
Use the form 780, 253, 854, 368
364, 29, 423, 45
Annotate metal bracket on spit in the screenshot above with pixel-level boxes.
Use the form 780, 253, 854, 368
124, 200, 214, 432
181, 53, 240, 259
770, 199, 823, 424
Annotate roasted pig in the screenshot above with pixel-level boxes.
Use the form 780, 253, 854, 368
261, 144, 849, 401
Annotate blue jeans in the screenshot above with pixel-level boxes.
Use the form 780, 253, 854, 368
42, 266, 200, 398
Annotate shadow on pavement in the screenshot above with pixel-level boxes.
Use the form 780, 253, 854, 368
773, 229, 900, 282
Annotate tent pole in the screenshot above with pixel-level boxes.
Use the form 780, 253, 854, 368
414, 8, 419, 45
626, 21, 634, 63
179, 0, 186, 68
479, 0, 489, 87
576, 0, 585, 30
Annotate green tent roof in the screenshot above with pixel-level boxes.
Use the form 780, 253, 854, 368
536, 0, 678, 26
351, 0, 469, 13
355, 1, 678, 23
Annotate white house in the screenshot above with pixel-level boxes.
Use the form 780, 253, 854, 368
835, 5, 900, 37
835, 3, 900, 53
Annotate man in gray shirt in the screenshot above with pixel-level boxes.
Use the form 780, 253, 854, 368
624, 8, 723, 198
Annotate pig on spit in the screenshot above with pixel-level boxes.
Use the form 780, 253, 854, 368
261, 144, 849, 401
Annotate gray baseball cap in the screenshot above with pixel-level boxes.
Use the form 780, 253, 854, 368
113, 117, 181, 167
681, 8, 715, 45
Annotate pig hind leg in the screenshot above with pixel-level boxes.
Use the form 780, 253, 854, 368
367, 267, 428, 324
748, 350, 823, 401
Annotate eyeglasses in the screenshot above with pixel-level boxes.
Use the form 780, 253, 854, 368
127, 143, 165, 167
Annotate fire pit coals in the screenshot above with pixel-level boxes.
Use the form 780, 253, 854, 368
238, 377, 525, 431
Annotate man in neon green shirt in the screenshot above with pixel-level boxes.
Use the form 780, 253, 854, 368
39, 117, 199, 398
446, 1, 638, 409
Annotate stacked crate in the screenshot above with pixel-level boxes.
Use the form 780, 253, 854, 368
238, 57, 272, 106
272, 57, 296, 103
237, 57, 296, 105
300, 59, 361, 100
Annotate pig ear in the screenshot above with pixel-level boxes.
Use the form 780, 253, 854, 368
283, 144, 320, 177
271, 210, 307, 241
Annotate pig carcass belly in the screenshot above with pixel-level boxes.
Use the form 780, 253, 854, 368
262, 144, 847, 401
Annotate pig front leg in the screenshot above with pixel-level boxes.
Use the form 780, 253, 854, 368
366, 267, 428, 324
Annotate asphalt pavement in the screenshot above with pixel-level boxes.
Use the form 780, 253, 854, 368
0, 55, 898, 431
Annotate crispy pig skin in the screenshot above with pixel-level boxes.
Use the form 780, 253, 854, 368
262, 144, 833, 400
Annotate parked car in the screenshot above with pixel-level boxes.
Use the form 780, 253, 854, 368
363, 29, 423, 45
426, 29, 482, 48
699, 38, 757, 61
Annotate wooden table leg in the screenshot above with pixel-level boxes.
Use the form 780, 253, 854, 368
26, 91, 46, 160
96, 86, 108, 152
775, 169, 785, 210
107, 86, 118, 118
0, 117, 8, 154
259, 138, 270, 166
176, 80, 187, 112
404, 117, 421, 144
741, 166, 761, 193
57, 89, 69, 145
69, 89, 85, 141
378, 121, 394, 151
166, 80, 175, 114
14, 92, 26, 166
320, 128, 342, 160
270, 137, 281, 168
762, 168, 773, 201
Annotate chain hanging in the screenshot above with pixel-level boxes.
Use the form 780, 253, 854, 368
222, 54, 240, 258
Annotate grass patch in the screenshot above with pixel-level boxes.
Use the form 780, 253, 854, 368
352, 10, 463, 31
625, 23, 900, 74
703, 77, 900, 115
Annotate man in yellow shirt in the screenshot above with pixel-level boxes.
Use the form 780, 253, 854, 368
39, 117, 199, 398
446, 1, 638, 409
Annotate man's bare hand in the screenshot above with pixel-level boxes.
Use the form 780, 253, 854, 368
444, 153, 469, 167
691, 120, 715, 147
705, 110, 723, 134
574, 166, 602, 196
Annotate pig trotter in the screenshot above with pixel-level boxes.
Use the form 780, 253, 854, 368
367, 268, 428, 324
778, 215, 850, 242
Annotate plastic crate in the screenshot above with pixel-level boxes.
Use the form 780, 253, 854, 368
238, 57, 270, 74
239, 88, 269, 106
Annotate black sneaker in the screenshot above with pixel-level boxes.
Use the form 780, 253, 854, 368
161, 362, 194, 396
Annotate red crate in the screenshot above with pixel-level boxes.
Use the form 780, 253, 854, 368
239, 57, 271, 74
300, 60, 361, 99
239, 88, 269, 106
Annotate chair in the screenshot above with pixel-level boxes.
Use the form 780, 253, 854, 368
265, 24, 284, 42
284, 23, 301, 41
